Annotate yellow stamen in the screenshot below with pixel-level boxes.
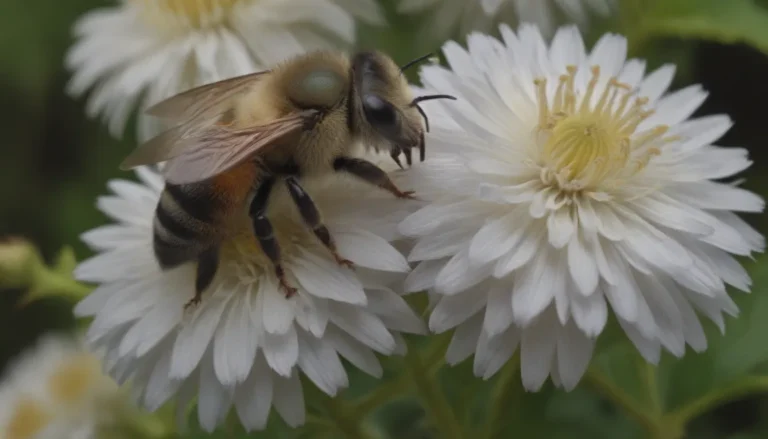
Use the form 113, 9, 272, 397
533, 65, 677, 192
48, 354, 102, 404
133, 0, 243, 29
6, 398, 51, 439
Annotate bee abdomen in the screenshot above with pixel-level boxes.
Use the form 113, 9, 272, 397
153, 184, 218, 269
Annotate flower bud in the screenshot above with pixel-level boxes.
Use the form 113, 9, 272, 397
0, 237, 42, 289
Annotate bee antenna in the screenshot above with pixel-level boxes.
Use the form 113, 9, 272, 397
414, 104, 430, 133
400, 53, 435, 73
411, 94, 457, 104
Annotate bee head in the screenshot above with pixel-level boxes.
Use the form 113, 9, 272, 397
351, 51, 456, 163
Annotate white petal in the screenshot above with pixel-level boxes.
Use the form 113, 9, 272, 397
259, 279, 295, 335
214, 296, 259, 386
143, 348, 181, 411
617, 318, 661, 364
293, 294, 329, 337
327, 303, 396, 354
293, 250, 366, 304
484, 283, 514, 337
446, 314, 484, 365
334, 230, 410, 272
429, 285, 488, 333
234, 356, 273, 432
520, 311, 558, 391
435, 248, 493, 295
474, 327, 520, 380
638, 64, 675, 103
262, 326, 299, 377
366, 288, 427, 334
569, 289, 608, 337
494, 224, 545, 278
297, 333, 348, 396
272, 372, 306, 428
170, 297, 228, 380
547, 207, 575, 248
404, 259, 446, 293
567, 234, 599, 296
512, 250, 558, 326
327, 327, 383, 378
409, 227, 472, 262
198, 354, 233, 433
556, 324, 594, 390
470, 210, 529, 265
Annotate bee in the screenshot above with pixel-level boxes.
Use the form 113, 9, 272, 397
119, 50, 456, 309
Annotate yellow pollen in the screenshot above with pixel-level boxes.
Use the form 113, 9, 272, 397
47, 354, 101, 404
6, 398, 51, 439
534, 65, 677, 192
133, 0, 243, 29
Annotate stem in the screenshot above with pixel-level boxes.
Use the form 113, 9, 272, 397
584, 367, 658, 433
641, 361, 662, 417
405, 349, 464, 439
326, 399, 376, 439
21, 267, 92, 307
483, 360, 521, 439
354, 334, 451, 416
667, 376, 768, 427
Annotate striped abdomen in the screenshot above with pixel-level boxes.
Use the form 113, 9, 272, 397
152, 182, 223, 270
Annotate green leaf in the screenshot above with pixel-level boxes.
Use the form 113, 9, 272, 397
636, 0, 768, 54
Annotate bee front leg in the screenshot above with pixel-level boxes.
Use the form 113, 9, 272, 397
249, 177, 297, 298
285, 176, 354, 269
333, 157, 416, 199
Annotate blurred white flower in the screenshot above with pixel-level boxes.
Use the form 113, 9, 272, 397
401, 24, 765, 391
0, 334, 121, 439
397, 0, 613, 44
74, 161, 425, 432
65, 0, 384, 141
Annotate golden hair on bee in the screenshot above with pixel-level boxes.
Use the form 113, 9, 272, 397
119, 49, 456, 309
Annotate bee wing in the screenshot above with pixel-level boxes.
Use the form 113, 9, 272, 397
146, 71, 270, 122
126, 110, 317, 185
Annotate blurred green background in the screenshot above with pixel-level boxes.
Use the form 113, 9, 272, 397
3, 0, 768, 437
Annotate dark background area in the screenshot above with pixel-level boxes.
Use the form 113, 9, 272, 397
1, 0, 768, 437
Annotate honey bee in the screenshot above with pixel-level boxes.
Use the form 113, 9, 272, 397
119, 50, 455, 309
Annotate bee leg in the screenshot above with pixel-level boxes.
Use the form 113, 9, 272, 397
403, 147, 413, 167
285, 176, 354, 269
249, 177, 297, 298
185, 247, 219, 310
390, 148, 405, 169
333, 157, 416, 200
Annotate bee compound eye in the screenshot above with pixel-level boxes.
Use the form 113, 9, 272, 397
362, 94, 397, 127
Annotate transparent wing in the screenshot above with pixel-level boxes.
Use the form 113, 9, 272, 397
121, 110, 317, 185
145, 71, 269, 122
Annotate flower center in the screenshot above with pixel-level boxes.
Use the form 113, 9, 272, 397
48, 354, 101, 404
133, 0, 243, 29
534, 65, 677, 192
6, 398, 51, 439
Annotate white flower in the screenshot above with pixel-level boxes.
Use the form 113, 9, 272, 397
0, 333, 121, 439
73, 160, 425, 432
397, 0, 613, 44
65, 0, 384, 141
400, 24, 765, 391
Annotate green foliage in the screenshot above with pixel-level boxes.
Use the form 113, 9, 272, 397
3, 0, 768, 438
629, 0, 768, 54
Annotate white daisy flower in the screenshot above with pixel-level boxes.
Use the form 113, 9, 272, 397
400, 24, 765, 391
397, 0, 613, 44
65, 0, 385, 141
73, 161, 425, 432
0, 333, 122, 439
